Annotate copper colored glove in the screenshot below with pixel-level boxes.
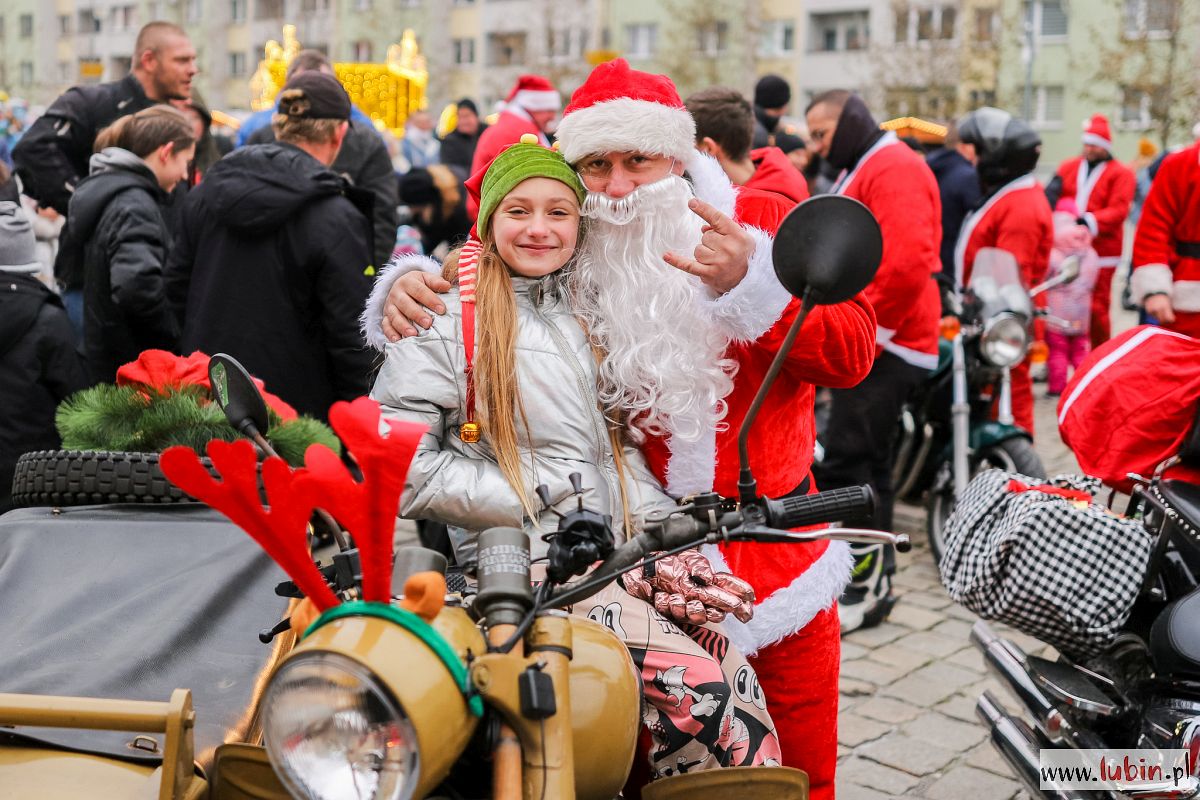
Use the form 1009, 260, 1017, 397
623, 551, 755, 624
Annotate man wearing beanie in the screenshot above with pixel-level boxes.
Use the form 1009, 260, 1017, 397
752, 74, 792, 149
470, 74, 561, 175
367, 58, 876, 799
168, 71, 374, 420
1046, 113, 1136, 347
0, 201, 88, 513
439, 98, 487, 176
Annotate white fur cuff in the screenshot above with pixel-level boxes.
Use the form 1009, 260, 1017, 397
706, 226, 792, 343
1130, 263, 1173, 304
1171, 280, 1200, 313
360, 254, 442, 351
1083, 212, 1099, 238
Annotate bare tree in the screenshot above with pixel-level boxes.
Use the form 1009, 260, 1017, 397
655, 0, 758, 98
1078, 0, 1200, 148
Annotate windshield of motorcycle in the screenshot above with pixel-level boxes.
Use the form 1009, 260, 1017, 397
968, 248, 1033, 319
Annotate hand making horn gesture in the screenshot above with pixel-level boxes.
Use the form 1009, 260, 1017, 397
662, 197, 755, 295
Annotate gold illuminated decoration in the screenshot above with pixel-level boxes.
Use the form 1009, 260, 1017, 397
249, 25, 428, 136
880, 116, 949, 145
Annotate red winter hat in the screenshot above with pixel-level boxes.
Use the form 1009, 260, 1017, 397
1082, 114, 1112, 151
555, 58, 696, 165
505, 74, 561, 113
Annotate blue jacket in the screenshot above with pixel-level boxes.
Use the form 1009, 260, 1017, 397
927, 147, 982, 288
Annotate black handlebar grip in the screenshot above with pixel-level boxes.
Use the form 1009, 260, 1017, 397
765, 485, 876, 530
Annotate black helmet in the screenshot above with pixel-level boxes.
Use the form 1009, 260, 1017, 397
958, 107, 1042, 188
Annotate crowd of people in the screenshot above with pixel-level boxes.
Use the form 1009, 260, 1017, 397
4, 16, 1200, 795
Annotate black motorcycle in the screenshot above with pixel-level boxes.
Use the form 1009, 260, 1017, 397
891, 249, 1079, 561
971, 412, 1200, 799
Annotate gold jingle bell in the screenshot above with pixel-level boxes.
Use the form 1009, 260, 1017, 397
459, 422, 481, 443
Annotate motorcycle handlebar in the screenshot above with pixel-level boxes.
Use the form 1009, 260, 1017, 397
764, 485, 875, 530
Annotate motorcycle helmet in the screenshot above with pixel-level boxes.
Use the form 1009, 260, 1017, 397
958, 107, 1042, 189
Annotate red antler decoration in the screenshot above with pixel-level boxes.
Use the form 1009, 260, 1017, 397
294, 398, 426, 603
160, 439, 340, 610
161, 398, 427, 608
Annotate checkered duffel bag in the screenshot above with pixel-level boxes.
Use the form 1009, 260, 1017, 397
939, 469, 1155, 658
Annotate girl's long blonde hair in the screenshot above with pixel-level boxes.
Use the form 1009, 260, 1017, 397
444, 231, 634, 534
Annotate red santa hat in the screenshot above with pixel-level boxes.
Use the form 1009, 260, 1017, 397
555, 58, 696, 166
1082, 113, 1113, 151
505, 74, 562, 113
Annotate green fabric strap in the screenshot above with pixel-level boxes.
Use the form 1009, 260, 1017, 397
305, 600, 484, 717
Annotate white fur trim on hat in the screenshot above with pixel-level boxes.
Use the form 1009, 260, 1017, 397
557, 97, 696, 165
1082, 132, 1112, 151
509, 89, 561, 112
1129, 263, 1173, 304
361, 254, 442, 351
702, 539, 853, 657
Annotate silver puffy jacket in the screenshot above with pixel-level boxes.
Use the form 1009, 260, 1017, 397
370, 265, 676, 567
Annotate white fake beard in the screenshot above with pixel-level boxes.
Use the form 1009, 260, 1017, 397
569, 174, 735, 443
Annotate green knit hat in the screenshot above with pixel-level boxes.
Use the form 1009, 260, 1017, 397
472, 134, 586, 236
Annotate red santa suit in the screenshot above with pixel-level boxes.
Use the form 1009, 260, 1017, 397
1131, 143, 1200, 339
469, 75, 560, 176
955, 174, 1054, 435
1052, 116, 1136, 347
746, 145, 811, 205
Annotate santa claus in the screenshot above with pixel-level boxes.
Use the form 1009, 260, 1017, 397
365, 59, 876, 799
470, 74, 562, 175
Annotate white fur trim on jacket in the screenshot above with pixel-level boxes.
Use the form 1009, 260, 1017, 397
1082, 212, 1099, 238
1130, 263, 1174, 304
665, 425, 717, 497
684, 151, 737, 218
706, 226, 791, 343
361, 254, 442, 351
557, 97, 696, 166
1171, 280, 1200, 313
702, 539, 853, 657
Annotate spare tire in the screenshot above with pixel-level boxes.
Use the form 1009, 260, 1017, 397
10, 450, 210, 508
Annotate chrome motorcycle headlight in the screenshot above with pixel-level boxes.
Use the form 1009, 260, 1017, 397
979, 313, 1029, 368
262, 652, 420, 800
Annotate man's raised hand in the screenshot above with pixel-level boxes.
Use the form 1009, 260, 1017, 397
662, 197, 754, 295
382, 271, 452, 341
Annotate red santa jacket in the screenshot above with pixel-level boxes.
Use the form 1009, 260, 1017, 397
833, 132, 941, 370
1131, 143, 1200, 338
470, 108, 548, 177
640, 153, 877, 656
747, 146, 810, 205
1054, 155, 1136, 266
955, 175, 1053, 290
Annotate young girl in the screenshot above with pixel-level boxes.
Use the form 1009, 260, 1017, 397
371, 137, 781, 777
69, 105, 194, 383
1045, 198, 1100, 396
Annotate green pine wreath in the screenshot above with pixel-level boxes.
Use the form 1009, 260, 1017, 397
55, 383, 340, 466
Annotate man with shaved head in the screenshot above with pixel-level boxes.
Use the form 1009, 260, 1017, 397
14, 21, 197, 334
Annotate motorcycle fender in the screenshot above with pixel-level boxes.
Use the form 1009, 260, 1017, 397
0, 746, 206, 800
969, 420, 1032, 451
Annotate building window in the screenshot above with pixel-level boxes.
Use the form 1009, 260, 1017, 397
696, 21, 729, 56
486, 32, 527, 66
1120, 86, 1166, 127
968, 88, 997, 108
256, 0, 284, 20
760, 20, 796, 55
19, 13, 33, 38
185, 0, 202, 23
1123, 0, 1174, 36
0, 17, 6, 40
548, 28, 578, 60
231, 0, 247, 22
940, 7, 956, 38
78, 9, 102, 33
301, 0, 332, 11
895, 5, 957, 44
58, 14, 71, 35
354, 0, 373, 10
452, 0, 475, 5
973, 8, 997, 43
58, 61, 71, 81
452, 37, 475, 64
19, 61, 33, 86
810, 11, 870, 52
1027, 0, 1068, 39
113, 6, 137, 31
1032, 85, 1064, 127
351, 40, 372, 61
625, 23, 657, 58
229, 51, 247, 76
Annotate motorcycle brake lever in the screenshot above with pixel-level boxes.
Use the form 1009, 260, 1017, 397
736, 526, 911, 552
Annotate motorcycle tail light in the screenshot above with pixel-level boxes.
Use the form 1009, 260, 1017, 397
979, 313, 1029, 368
263, 652, 419, 800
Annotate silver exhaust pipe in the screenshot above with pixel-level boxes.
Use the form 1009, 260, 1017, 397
971, 621, 1068, 743
977, 691, 1091, 800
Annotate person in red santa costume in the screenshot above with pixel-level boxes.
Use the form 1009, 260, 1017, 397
364, 59, 877, 799
1130, 140, 1200, 338
803, 90, 942, 633
1046, 113, 1136, 348
470, 74, 561, 175
954, 107, 1054, 435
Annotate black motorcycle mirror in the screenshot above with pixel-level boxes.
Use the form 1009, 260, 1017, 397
737, 195, 883, 506
208, 353, 350, 551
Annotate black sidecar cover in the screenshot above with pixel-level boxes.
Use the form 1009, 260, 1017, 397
0, 504, 287, 764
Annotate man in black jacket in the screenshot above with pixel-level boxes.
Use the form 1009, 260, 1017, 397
438, 98, 486, 178
925, 123, 982, 300
13, 22, 195, 216
168, 72, 374, 420
244, 50, 398, 272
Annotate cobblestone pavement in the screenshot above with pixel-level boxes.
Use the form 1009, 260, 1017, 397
834, 386, 1079, 800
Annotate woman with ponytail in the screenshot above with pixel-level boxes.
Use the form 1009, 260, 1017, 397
370, 136, 782, 778
68, 104, 194, 382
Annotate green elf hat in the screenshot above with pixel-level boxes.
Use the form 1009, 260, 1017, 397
468, 133, 587, 237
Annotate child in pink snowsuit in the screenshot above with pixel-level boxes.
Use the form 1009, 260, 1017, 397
1046, 199, 1100, 395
